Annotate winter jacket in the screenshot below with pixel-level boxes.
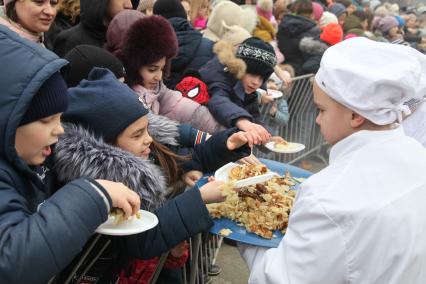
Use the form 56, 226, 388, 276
53, 0, 108, 57
0, 25, 112, 284
298, 37, 329, 74
132, 82, 225, 134
166, 17, 215, 89
45, 12, 77, 51
253, 16, 276, 42
199, 46, 262, 128
277, 14, 321, 75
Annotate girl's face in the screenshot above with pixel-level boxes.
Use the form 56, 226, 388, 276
116, 116, 153, 159
15, 0, 58, 33
15, 113, 64, 165
138, 57, 166, 90
198, 0, 209, 18
241, 73, 263, 94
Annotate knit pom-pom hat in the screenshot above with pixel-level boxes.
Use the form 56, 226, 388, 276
119, 15, 178, 86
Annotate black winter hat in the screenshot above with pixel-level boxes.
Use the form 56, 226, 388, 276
63, 45, 125, 87
153, 0, 187, 19
19, 72, 69, 126
236, 37, 277, 81
63, 68, 149, 143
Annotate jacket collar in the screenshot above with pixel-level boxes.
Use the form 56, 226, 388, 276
329, 125, 404, 164
233, 81, 247, 101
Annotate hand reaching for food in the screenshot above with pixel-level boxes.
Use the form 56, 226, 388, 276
96, 179, 141, 220
182, 170, 203, 187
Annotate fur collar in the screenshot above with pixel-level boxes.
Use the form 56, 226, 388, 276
54, 123, 168, 211
213, 40, 247, 80
299, 37, 329, 55
147, 113, 180, 146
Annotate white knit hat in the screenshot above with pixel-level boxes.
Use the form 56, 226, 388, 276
319, 12, 338, 28
315, 37, 426, 125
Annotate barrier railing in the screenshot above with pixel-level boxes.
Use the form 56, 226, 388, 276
254, 74, 329, 165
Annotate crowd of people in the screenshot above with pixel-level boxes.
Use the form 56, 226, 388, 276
0, 0, 426, 283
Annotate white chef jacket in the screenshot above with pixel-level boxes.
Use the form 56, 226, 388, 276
240, 127, 426, 284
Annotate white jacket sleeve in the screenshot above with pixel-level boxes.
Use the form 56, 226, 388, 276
239, 196, 349, 284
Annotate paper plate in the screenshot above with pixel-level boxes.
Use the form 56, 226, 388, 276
214, 162, 278, 188
256, 88, 283, 99
267, 89, 283, 99
265, 142, 306, 154
200, 159, 312, 248
96, 210, 158, 236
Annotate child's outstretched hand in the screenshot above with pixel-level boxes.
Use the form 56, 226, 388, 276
96, 179, 141, 220
182, 170, 203, 187
199, 178, 225, 204
226, 131, 262, 150
238, 153, 261, 165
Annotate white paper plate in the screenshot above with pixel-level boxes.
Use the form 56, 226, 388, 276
96, 210, 158, 236
214, 162, 278, 188
256, 89, 283, 99
265, 142, 306, 154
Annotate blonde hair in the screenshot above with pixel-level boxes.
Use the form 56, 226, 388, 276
58, 0, 80, 24
190, 0, 209, 23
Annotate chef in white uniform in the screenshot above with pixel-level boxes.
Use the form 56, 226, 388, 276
239, 37, 426, 284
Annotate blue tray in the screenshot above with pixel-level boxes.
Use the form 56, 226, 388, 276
198, 159, 312, 248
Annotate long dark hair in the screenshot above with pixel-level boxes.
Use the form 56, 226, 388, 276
149, 139, 190, 194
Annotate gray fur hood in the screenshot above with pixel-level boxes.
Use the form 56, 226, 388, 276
54, 122, 169, 211
299, 37, 329, 55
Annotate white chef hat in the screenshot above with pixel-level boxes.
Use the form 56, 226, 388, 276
315, 37, 426, 125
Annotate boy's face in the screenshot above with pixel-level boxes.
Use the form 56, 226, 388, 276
313, 81, 354, 145
15, 113, 64, 165
116, 115, 153, 159
242, 73, 263, 94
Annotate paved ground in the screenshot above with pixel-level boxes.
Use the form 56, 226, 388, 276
211, 156, 328, 284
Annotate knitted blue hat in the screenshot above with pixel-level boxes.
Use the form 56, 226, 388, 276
329, 3, 346, 17
19, 72, 69, 126
63, 68, 149, 143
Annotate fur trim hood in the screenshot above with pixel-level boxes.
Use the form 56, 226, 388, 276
299, 37, 329, 55
213, 40, 247, 80
54, 122, 169, 211
147, 113, 179, 146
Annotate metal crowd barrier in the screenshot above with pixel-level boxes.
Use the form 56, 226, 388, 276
254, 74, 329, 165
181, 233, 222, 284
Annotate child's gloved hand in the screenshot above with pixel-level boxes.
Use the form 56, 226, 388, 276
182, 170, 203, 187
96, 179, 141, 220
226, 130, 262, 149
199, 177, 225, 204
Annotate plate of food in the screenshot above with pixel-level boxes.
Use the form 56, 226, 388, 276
96, 209, 158, 236
265, 141, 305, 154
256, 89, 283, 99
214, 163, 278, 188
201, 160, 312, 248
